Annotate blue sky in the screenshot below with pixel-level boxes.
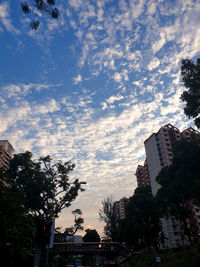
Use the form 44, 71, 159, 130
1, 0, 200, 236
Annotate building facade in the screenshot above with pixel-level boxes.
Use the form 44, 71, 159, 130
0, 140, 14, 170
115, 197, 129, 220
144, 124, 200, 196
135, 159, 150, 187
136, 124, 200, 248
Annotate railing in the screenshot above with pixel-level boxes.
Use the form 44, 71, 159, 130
53, 242, 128, 256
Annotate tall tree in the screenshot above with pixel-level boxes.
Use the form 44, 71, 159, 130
156, 139, 200, 245
180, 58, 200, 128
83, 229, 100, 242
21, 0, 59, 30
3, 152, 86, 219
0, 151, 86, 266
99, 196, 119, 241
122, 186, 161, 249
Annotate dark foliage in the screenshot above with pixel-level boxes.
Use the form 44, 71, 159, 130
156, 139, 200, 245
3, 152, 86, 218
0, 151, 86, 265
181, 58, 200, 128
31, 20, 40, 30
99, 196, 119, 241
64, 209, 84, 236
0, 180, 35, 266
21, 0, 59, 30
121, 186, 161, 249
83, 229, 100, 242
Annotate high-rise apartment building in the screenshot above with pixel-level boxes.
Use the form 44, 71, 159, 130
0, 140, 14, 170
135, 159, 150, 187
144, 124, 200, 195
136, 124, 200, 248
144, 124, 181, 195
115, 197, 129, 220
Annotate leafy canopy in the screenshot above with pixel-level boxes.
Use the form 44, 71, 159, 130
64, 209, 84, 236
21, 0, 59, 30
99, 196, 119, 241
156, 140, 200, 244
2, 151, 86, 218
156, 140, 200, 207
0, 179, 35, 266
0, 151, 86, 266
83, 229, 100, 242
121, 186, 161, 249
181, 58, 200, 128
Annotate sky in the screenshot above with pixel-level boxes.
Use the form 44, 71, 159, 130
0, 0, 200, 237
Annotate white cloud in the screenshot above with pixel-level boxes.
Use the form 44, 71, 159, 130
113, 72, 122, 82
73, 74, 82, 84
147, 1, 157, 15
147, 57, 160, 71
33, 99, 60, 114
106, 94, 124, 104
69, 0, 84, 8
0, 2, 19, 34
152, 32, 166, 53
1, 83, 60, 99
130, 0, 145, 19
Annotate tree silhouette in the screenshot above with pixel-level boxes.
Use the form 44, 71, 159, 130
99, 196, 119, 241
0, 151, 86, 265
181, 58, 200, 128
83, 229, 100, 242
2, 151, 86, 218
21, 0, 59, 30
122, 186, 161, 249
156, 140, 200, 245
65, 209, 84, 236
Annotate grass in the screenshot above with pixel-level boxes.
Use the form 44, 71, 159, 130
124, 244, 200, 267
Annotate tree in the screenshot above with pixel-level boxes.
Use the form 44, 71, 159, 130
0, 151, 86, 265
21, 0, 59, 30
180, 58, 200, 128
121, 186, 161, 249
99, 196, 119, 241
64, 209, 84, 236
83, 229, 100, 242
0, 179, 35, 267
156, 139, 200, 245
54, 227, 66, 242
3, 152, 86, 219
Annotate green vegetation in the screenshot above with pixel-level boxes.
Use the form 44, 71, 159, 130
124, 245, 200, 267
83, 229, 100, 242
120, 186, 161, 249
21, 0, 59, 30
65, 209, 84, 236
99, 196, 119, 241
181, 58, 200, 128
100, 187, 161, 249
0, 151, 85, 266
156, 140, 200, 245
